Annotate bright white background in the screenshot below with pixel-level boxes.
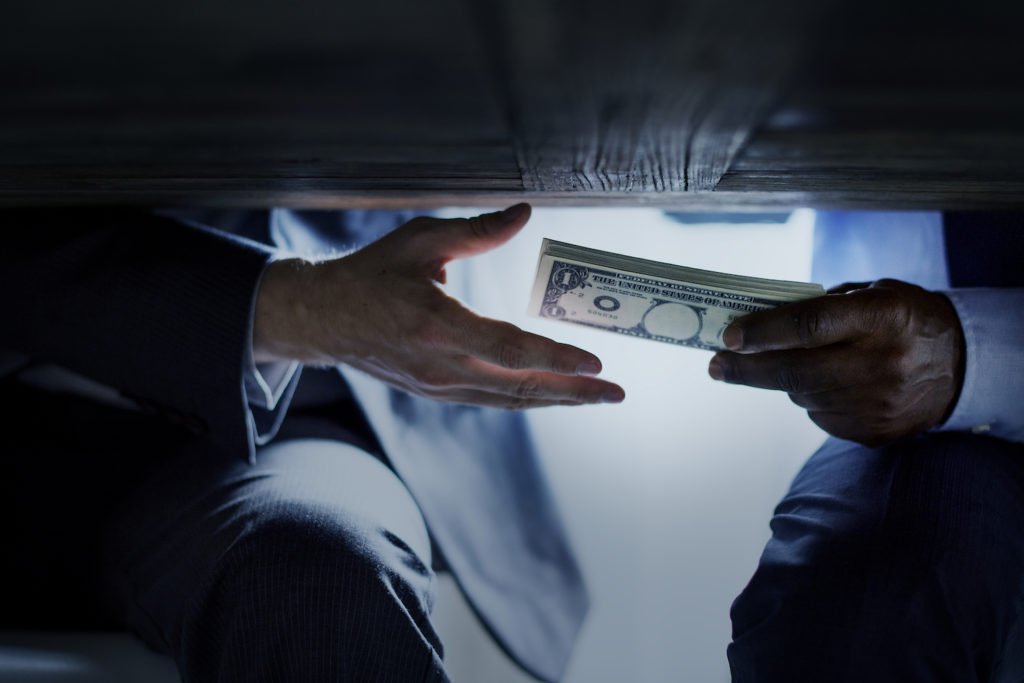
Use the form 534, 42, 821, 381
431, 207, 828, 683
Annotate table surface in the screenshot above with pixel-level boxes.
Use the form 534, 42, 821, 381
2, 0, 1022, 210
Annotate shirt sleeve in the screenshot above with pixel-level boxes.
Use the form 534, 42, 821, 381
244, 359, 300, 411
242, 349, 301, 446
243, 260, 303, 445
1, 208, 275, 461
939, 288, 1024, 443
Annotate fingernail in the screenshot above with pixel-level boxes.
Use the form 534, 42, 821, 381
601, 387, 625, 403
499, 203, 528, 223
723, 325, 743, 351
708, 357, 726, 381
576, 360, 602, 376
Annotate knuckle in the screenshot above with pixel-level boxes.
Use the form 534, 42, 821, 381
514, 375, 543, 399
869, 288, 912, 331
567, 351, 591, 375
888, 299, 913, 331
504, 396, 529, 410
872, 277, 906, 290
775, 364, 803, 393
566, 390, 588, 404
796, 307, 828, 346
497, 342, 525, 370
463, 216, 490, 240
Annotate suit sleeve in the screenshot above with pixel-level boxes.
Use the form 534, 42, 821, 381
1, 208, 275, 460
939, 287, 1024, 444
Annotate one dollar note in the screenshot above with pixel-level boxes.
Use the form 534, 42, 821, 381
528, 239, 825, 351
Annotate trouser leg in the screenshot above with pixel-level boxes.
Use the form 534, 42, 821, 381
3, 378, 448, 682
101, 438, 448, 683
729, 433, 1024, 683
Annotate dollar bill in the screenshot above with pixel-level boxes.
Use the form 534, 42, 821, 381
528, 239, 825, 351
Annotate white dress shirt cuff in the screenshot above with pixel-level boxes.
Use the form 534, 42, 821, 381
244, 257, 302, 444
244, 358, 300, 411
939, 288, 1024, 443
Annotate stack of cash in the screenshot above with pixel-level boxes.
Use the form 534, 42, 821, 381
528, 239, 825, 351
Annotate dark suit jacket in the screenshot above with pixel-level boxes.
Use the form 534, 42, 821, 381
0, 207, 586, 683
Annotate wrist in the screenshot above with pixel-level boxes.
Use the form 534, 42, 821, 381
934, 291, 966, 426
253, 258, 320, 363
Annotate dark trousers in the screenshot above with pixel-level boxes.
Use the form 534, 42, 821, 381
729, 433, 1024, 682
1, 383, 449, 683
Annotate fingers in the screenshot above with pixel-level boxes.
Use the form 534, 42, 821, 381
362, 366, 614, 409
806, 411, 900, 448
454, 311, 604, 376
722, 291, 882, 353
443, 390, 601, 410
787, 390, 842, 411
391, 357, 624, 407
709, 348, 861, 393
450, 357, 625, 405
787, 387, 876, 412
403, 204, 532, 265
807, 411, 866, 442
710, 351, 895, 446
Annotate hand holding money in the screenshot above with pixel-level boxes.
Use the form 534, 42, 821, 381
529, 239, 824, 350
709, 279, 965, 446
528, 241, 963, 444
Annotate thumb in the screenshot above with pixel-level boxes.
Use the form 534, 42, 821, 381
419, 203, 532, 263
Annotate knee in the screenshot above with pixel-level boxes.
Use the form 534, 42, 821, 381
216, 501, 434, 612
735, 434, 1024, 634
180, 504, 444, 681
233, 504, 374, 573
869, 433, 1023, 564
738, 434, 1009, 614
774, 433, 1021, 567
202, 443, 437, 621
730, 434, 1024, 679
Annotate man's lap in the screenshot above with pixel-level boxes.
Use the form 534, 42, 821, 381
100, 438, 435, 647
729, 432, 1024, 682
1, 383, 446, 681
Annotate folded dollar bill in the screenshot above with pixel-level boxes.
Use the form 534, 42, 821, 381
528, 239, 825, 351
